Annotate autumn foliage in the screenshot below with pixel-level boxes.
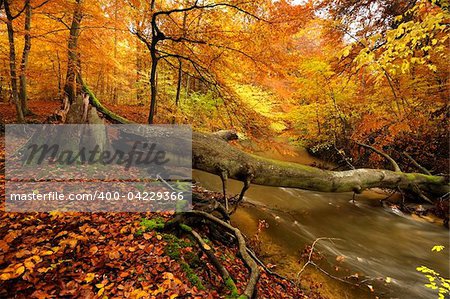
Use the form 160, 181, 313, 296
0, 0, 449, 297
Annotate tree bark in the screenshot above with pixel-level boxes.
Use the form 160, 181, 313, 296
19, 0, 32, 116
112, 0, 118, 104
148, 40, 158, 124
175, 59, 182, 107
135, 39, 144, 104
4, 1, 24, 122
64, 0, 83, 105
192, 132, 448, 197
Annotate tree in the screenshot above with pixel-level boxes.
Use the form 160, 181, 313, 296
64, 0, 83, 106
3, 0, 26, 122
129, 0, 267, 124
18, 0, 51, 115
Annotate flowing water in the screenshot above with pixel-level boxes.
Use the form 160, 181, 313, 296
192, 144, 449, 299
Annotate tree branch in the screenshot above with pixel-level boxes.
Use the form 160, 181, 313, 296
356, 142, 401, 172
403, 152, 432, 175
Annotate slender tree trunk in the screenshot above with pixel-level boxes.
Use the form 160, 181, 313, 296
64, 0, 83, 104
56, 51, 62, 99
136, 40, 143, 104
0, 77, 2, 101
19, 0, 32, 116
315, 101, 321, 135
175, 9, 187, 108
148, 40, 158, 124
185, 73, 190, 101
4, 1, 24, 122
175, 59, 183, 107
112, 0, 118, 104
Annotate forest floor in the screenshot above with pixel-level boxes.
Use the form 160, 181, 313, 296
0, 101, 316, 298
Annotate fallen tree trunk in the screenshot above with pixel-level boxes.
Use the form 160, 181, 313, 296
192, 132, 448, 197
84, 81, 449, 200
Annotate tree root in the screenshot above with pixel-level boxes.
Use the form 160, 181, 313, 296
181, 210, 260, 298
178, 224, 240, 298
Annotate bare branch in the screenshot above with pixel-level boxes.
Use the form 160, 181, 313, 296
356, 142, 402, 172
403, 152, 432, 175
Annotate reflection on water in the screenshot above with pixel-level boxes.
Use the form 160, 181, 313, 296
193, 168, 449, 299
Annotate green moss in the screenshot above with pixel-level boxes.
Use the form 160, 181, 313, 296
161, 233, 204, 288
179, 223, 192, 232
83, 82, 133, 124
181, 262, 205, 290
163, 233, 193, 261
140, 217, 165, 231
225, 277, 239, 298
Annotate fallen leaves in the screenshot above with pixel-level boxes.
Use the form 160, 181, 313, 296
89, 245, 98, 255
0, 154, 307, 299
84, 273, 95, 283
0, 263, 25, 280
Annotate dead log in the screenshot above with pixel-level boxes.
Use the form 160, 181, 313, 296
84, 81, 448, 200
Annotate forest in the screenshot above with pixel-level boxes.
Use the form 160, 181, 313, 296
0, 0, 449, 298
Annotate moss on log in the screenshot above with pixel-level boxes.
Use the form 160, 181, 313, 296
81, 83, 449, 198
192, 132, 449, 197
82, 82, 133, 124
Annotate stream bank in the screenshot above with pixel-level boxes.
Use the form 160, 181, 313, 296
192, 141, 449, 299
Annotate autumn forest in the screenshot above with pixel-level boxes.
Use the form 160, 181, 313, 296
0, 0, 449, 298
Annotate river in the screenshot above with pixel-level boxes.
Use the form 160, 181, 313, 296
192, 143, 449, 299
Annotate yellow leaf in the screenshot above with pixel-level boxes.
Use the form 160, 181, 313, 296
24, 260, 35, 270
59, 238, 78, 249
97, 288, 105, 297
31, 255, 42, 263
163, 272, 174, 280
15, 266, 25, 276
131, 289, 149, 299
41, 250, 54, 256
37, 267, 51, 273
340, 45, 352, 59
203, 244, 211, 251
96, 283, 104, 289
432, 245, 445, 252
85, 273, 95, 283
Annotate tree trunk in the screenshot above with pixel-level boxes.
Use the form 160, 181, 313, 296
4, 1, 24, 122
148, 40, 158, 124
175, 59, 182, 107
64, 0, 83, 105
192, 132, 448, 197
135, 40, 144, 104
175, 9, 187, 108
112, 0, 118, 104
19, 0, 32, 115
56, 51, 62, 99
84, 91, 449, 199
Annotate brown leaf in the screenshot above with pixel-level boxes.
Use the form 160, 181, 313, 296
89, 245, 99, 255
0, 240, 9, 252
